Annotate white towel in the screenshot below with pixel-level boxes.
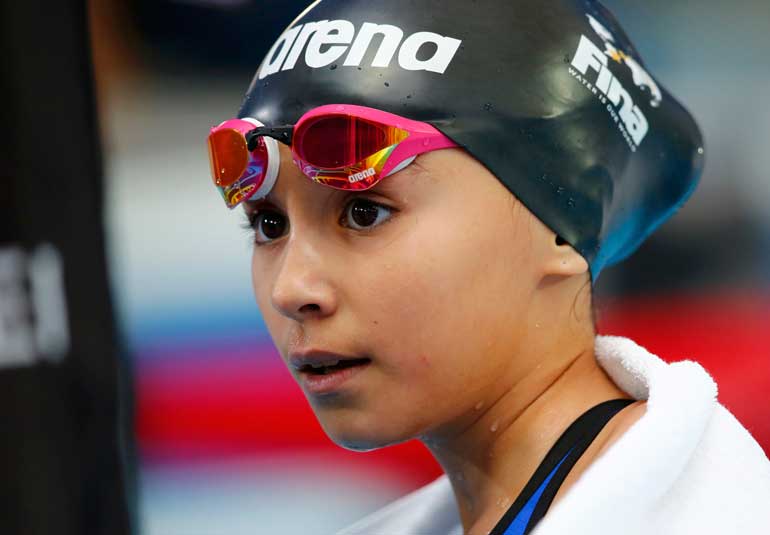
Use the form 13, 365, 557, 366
336, 335, 770, 535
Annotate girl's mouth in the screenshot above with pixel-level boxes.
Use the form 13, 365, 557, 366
299, 357, 371, 375
298, 358, 372, 394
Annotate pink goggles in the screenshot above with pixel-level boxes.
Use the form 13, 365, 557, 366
207, 104, 460, 208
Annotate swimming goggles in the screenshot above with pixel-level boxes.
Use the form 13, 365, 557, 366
207, 104, 460, 209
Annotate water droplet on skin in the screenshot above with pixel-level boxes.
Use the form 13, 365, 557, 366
330, 64, 337, 70
384, 82, 390, 87
475, 401, 484, 410
490, 421, 499, 432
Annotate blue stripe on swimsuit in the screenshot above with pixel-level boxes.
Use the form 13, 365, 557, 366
488, 398, 636, 535
502, 447, 574, 535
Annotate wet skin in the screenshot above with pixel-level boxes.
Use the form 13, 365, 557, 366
244, 143, 646, 534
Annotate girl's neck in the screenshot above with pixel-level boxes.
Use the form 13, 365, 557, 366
419, 335, 632, 534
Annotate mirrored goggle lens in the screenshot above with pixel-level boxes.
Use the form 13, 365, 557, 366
219, 138, 270, 208
208, 128, 249, 187
296, 114, 408, 169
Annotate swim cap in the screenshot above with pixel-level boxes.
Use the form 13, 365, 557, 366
238, 0, 704, 281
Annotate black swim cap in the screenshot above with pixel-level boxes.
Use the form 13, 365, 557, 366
238, 0, 704, 281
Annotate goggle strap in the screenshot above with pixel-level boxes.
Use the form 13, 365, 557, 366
246, 125, 294, 150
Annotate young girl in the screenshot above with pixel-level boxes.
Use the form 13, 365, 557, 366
206, 1, 770, 533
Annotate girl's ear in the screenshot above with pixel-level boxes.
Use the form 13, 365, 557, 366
542, 234, 590, 277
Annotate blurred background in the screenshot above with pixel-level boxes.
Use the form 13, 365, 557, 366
85, 0, 770, 533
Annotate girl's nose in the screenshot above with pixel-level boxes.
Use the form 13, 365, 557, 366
269, 237, 337, 323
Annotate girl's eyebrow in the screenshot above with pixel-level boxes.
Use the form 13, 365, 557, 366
245, 188, 283, 209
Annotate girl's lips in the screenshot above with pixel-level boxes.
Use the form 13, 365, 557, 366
298, 359, 372, 394
289, 349, 366, 371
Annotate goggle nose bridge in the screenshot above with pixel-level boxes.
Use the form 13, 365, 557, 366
246, 125, 294, 151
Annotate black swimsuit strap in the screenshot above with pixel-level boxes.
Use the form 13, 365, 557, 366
489, 398, 637, 535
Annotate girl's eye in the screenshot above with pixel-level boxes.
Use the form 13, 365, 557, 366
343, 198, 393, 230
250, 210, 288, 244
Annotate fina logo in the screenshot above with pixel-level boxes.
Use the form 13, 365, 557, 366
568, 15, 658, 151
259, 20, 463, 79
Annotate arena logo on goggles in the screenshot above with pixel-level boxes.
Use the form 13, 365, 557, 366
569, 35, 650, 152
259, 20, 463, 80
348, 167, 376, 183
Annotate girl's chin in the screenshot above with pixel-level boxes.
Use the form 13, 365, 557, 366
311, 399, 427, 451
324, 427, 415, 452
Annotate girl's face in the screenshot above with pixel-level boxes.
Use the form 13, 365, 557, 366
247, 142, 552, 450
